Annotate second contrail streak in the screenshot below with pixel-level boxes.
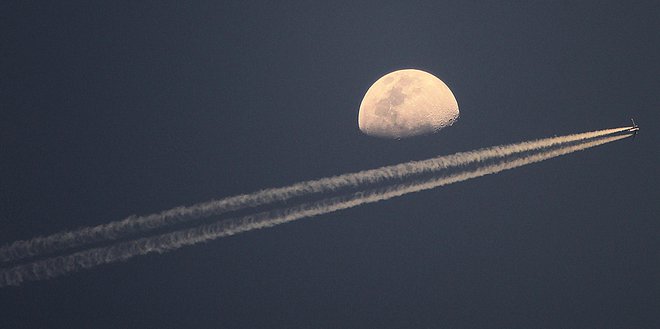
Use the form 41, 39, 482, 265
0, 133, 630, 287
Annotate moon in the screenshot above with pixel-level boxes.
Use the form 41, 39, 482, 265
358, 69, 459, 138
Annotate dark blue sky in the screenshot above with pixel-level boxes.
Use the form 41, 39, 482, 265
1, 1, 658, 328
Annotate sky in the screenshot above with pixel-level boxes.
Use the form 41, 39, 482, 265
1, 1, 659, 328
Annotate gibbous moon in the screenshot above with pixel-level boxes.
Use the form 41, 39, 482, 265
358, 69, 459, 138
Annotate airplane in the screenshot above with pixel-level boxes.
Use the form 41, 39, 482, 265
629, 118, 640, 136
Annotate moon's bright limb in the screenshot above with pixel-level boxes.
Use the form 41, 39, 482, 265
358, 69, 459, 138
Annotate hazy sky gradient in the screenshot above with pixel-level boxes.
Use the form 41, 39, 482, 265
1, 1, 658, 328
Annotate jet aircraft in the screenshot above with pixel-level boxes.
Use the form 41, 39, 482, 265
629, 118, 640, 136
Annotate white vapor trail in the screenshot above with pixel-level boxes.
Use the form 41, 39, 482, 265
0, 133, 630, 287
0, 127, 630, 263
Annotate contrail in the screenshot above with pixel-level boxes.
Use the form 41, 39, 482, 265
0, 133, 630, 287
0, 127, 630, 263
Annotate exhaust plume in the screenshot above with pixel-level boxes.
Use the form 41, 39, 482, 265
0, 133, 630, 287
0, 127, 630, 263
